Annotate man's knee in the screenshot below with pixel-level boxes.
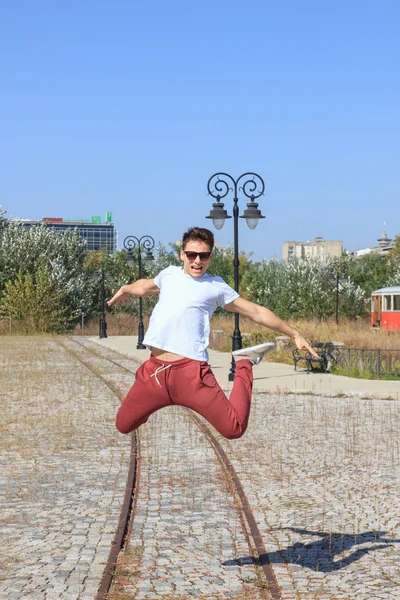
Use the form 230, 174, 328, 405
115, 409, 136, 434
116, 409, 148, 434
115, 417, 132, 434
223, 424, 247, 440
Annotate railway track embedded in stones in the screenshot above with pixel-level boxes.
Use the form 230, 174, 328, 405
63, 337, 281, 600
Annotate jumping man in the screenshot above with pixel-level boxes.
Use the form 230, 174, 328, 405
107, 227, 317, 440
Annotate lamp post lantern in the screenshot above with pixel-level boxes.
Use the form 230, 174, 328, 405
206, 172, 265, 381
123, 234, 155, 349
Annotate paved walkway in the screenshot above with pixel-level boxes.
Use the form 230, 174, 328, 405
93, 335, 400, 399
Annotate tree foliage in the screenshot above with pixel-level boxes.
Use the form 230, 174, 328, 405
386, 235, 400, 285
341, 253, 394, 296
0, 266, 72, 333
389, 235, 400, 262
0, 220, 91, 319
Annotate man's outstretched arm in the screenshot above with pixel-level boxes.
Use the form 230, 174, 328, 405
107, 279, 160, 308
224, 296, 319, 357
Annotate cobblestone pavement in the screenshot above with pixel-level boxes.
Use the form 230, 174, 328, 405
0, 338, 131, 600
217, 393, 400, 599
109, 408, 265, 600
2, 337, 400, 599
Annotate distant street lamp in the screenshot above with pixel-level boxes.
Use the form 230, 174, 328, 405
206, 172, 265, 381
329, 270, 347, 325
93, 269, 112, 339
123, 234, 155, 349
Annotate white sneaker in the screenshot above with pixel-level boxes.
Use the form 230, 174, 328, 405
232, 342, 275, 365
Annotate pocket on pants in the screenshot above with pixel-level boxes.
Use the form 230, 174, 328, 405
198, 362, 217, 388
135, 360, 151, 383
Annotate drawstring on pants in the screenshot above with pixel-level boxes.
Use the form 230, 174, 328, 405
149, 363, 171, 387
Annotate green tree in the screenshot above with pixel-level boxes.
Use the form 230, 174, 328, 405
386, 234, 400, 286
389, 234, 400, 260
0, 218, 97, 322
0, 267, 72, 333
241, 255, 367, 320
387, 235, 400, 270
343, 253, 392, 297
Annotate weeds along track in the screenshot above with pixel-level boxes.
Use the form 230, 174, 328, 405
62, 337, 281, 600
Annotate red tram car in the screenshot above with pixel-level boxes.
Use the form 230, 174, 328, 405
371, 286, 400, 330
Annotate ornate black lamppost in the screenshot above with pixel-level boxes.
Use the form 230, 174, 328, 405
329, 270, 347, 325
123, 235, 155, 349
206, 172, 265, 381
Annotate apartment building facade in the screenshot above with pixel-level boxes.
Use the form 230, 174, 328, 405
282, 237, 343, 260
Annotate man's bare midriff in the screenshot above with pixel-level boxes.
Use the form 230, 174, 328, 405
150, 346, 186, 362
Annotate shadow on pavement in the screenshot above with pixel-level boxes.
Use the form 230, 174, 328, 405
222, 528, 399, 572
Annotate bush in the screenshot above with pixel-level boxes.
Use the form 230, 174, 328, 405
0, 267, 73, 333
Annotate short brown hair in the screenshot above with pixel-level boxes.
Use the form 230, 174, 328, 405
182, 227, 214, 250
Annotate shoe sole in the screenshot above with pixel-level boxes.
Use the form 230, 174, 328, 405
232, 342, 275, 356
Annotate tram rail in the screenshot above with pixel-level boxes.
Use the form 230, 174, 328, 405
61, 337, 281, 600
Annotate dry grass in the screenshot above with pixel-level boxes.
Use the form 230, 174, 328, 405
72, 313, 150, 337
209, 315, 400, 355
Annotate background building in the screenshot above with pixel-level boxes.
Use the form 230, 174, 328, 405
347, 227, 394, 258
282, 237, 343, 260
18, 211, 117, 252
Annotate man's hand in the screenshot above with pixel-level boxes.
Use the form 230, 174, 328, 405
107, 287, 131, 308
293, 332, 319, 358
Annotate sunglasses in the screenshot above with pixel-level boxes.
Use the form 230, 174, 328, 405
183, 251, 212, 261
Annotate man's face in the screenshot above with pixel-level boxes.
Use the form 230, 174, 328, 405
180, 240, 213, 278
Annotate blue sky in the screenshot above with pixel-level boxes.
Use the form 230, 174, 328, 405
1, 0, 399, 260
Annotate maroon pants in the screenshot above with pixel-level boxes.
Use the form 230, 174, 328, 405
116, 355, 253, 440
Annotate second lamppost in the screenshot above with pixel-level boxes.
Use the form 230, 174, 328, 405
123, 235, 155, 349
206, 172, 265, 381
93, 268, 112, 339
99, 271, 107, 338
329, 270, 347, 325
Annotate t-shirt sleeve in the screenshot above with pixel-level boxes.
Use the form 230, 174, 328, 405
215, 279, 240, 307
153, 266, 169, 289
153, 265, 178, 289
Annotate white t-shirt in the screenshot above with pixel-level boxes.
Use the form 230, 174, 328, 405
142, 266, 239, 361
